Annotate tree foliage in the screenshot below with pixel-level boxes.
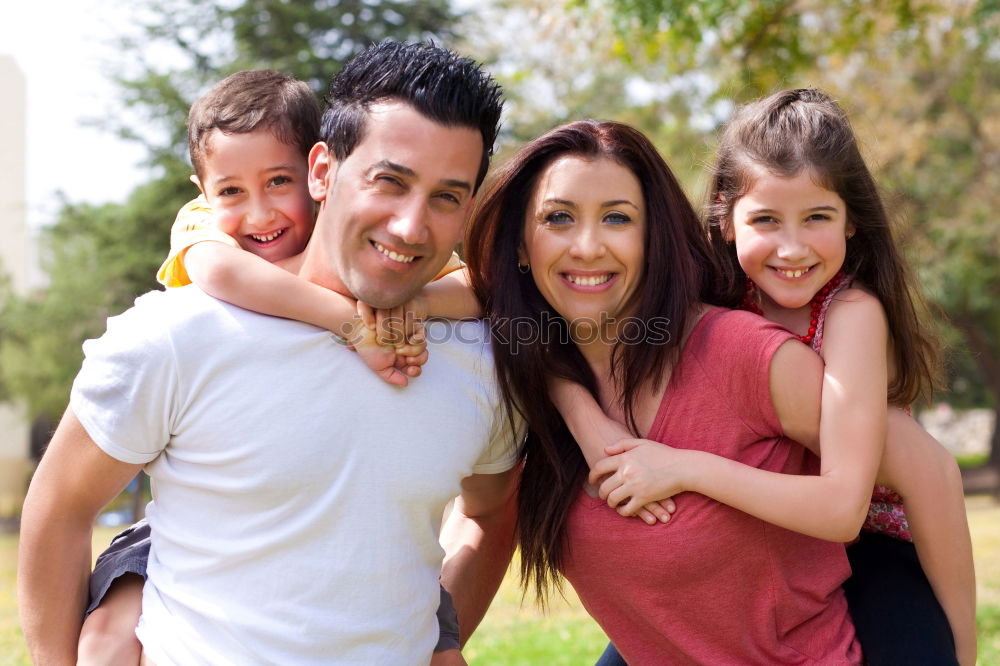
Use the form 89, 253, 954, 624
588, 0, 1000, 461
0, 0, 460, 422
111, 0, 457, 174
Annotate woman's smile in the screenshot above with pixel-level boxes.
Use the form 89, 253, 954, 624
520, 155, 645, 339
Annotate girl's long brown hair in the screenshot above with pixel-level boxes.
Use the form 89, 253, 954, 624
465, 120, 719, 602
706, 89, 942, 405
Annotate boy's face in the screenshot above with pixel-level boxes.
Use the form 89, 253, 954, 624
306, 102, 483, 308
197, 128, 315, 263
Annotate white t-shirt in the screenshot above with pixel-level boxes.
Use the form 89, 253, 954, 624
70, 287, 520, 666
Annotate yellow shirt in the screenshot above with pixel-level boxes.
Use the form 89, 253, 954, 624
156, 197, 239, 288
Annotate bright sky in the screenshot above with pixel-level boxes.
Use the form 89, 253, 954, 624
1, 0, 150, 228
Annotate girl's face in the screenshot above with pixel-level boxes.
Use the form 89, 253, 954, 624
730, 169, 853, 314
520, 155, 646, 340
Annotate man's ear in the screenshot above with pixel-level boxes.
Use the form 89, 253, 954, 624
308, 142, 334, 202
190, 174, 206, 197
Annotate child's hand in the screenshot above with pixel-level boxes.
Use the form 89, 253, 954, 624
347, 317, 421, 387
358, 295, 428, 349
589, 439, 687, 520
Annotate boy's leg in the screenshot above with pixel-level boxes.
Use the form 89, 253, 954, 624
78, 519, 152, 665
78, 574, 144, 666
844, 531, 957, 666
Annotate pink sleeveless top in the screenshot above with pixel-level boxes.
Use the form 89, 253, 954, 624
813, 278, 912, 542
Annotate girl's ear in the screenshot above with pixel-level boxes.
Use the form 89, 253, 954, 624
308, 142, 335, 202
722, 219, 736, 243
846, 222, 856, 239
517, 244, 528, 266
715, 193, 736, 242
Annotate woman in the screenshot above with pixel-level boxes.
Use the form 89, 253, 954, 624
464, 120, 862, 664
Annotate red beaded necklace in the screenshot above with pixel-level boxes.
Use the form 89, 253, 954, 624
740, 270, 845, 347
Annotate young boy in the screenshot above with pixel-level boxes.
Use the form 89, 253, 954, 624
77, 69, 476, 665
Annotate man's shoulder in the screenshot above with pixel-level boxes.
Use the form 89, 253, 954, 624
104, 287, 285, 351
421, 319, 500, 385
130, 286, 277, 327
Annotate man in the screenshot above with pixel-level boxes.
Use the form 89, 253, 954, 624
18, 41, 518, 665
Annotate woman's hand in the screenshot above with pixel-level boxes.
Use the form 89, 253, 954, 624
589, 440, 689, 519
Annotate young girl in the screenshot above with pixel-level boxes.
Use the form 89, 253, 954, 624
561, 90, 975, 665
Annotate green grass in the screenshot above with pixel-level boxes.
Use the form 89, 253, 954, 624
969, 494, 1000, 664
957, 452, 991, 468
464, 572, 609, 663
2, 499, 1000, 665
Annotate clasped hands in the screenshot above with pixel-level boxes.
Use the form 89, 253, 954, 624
347, 295, 429, 387
589, 439, 692, 527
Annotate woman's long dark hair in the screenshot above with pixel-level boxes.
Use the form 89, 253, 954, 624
706, 89, 942, 405
465, 120, 719, 602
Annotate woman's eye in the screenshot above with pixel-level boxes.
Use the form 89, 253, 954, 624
218, 186, 241, 197
604, 212, 631, 225
544, 211, 573, 225
751, 215, 777, 225
806, 213, 831, 222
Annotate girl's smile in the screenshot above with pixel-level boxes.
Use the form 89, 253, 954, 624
731, 169, 853, 318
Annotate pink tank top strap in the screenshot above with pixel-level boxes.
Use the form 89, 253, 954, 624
809, 274, 854, 353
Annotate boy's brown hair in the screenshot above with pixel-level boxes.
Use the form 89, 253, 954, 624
187, 70, 321, 179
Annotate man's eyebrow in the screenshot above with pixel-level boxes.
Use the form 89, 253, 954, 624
370, 160, 471, 192
370, 160, 416, 178
441, 178, 472, 193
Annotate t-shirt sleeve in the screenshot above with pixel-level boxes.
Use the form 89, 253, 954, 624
471, 401, 523, 475
432, 252, 465, 280
156, 196, 239, 288
70, 293, 178, 464
696, 309, 797, 439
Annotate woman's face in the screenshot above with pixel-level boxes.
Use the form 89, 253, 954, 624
520, 155, 646, 341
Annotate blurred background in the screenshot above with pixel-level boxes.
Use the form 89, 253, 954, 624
1, 0, 998, 662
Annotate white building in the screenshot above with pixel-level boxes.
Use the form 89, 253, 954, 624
0, 55, 32, 518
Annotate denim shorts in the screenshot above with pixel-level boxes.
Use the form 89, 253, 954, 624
87, 518, 151, 615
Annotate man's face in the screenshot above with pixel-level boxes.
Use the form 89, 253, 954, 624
307, 101, 483, 308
